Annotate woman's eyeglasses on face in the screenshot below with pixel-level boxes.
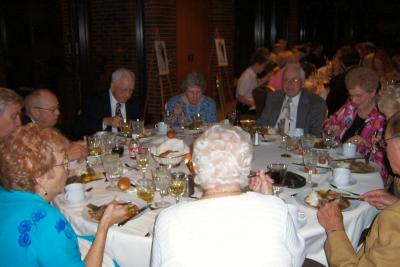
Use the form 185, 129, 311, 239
55, 158, 70, 176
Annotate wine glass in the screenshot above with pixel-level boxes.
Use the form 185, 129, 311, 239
169, 172, 186, 203
303, 149, 318, 187
136, 178, 155, 203
323, 129, 336, 148
152, 166, 171, 208
301, 135, 315, 151
267, 163, 287, 196
101, 153, 123, 190
136, 147, 150, 178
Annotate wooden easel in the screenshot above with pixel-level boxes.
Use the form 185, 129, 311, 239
144, 28, 174, 121
209, 28, 232, 116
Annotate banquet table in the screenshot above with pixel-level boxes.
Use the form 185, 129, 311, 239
53, 133, 383, 267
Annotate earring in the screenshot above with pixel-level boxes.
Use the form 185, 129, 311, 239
44, 190, 48, 196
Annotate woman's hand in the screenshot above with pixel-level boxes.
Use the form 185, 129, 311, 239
99, 201, 131, 229
326, 125, 341, 137
67, 141, 87, 161
361, 189, 398, 210
317, 201, 344, 233
346, 135, 367, 146
249, 170, 274, 195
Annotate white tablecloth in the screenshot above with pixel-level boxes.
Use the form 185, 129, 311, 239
53, 134, 383, 267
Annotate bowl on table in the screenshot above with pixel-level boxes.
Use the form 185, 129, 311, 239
150, 149, 186, 168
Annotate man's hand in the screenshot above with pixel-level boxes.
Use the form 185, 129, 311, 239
249, 170, 274, 195
103, 116, 123, 128
361, 189, 398, 210
317, 201, 344, 233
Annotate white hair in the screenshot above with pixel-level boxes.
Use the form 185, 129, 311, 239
283, 63, 306, 80
193, 124, 253, 190
111, 68, 135, 86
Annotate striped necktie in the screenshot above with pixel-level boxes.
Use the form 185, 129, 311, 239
115, 102, 123, 119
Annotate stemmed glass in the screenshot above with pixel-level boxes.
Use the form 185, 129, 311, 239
169, 172, 186, 203
152, 166, 171, 208
136, 147, 150, 178
101, 153, 123, 190
267, 163, 287, 196
323, 129, 336, 148
303, 149, 318, 187
136, 178, 155, 203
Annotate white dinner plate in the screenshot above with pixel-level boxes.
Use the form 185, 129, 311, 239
294, 188, 360, 212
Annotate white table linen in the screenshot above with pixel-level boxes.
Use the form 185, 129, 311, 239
53, 134, 383, 267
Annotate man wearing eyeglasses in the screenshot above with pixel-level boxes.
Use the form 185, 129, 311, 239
256, 63, 327, 137
24, 89, 86, 161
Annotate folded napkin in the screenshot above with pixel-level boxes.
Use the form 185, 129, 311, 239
151, 138, 189, 157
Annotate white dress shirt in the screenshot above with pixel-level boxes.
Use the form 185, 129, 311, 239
151, 192, 305, 267
104, 89, 127, 132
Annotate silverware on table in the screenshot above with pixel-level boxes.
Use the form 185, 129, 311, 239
124, 163, 139, 171
291, 162, 332, 170
331, 157, 364, 161
85, 187, 93, 192
329, 183, 361, 196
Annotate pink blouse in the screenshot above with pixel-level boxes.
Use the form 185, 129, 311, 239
323, 100, 387, 183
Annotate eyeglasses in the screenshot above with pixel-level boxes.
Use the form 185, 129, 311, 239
55, 158, 70, 176
33, 106, 59, 113
283, 78, 302, 84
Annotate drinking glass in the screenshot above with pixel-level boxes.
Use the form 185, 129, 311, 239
280, 135, 291, 158
301, 135, 315, 151
136, 147, 150, 178
169, 172, 186, 203
192, 113, 203, 129
323, 129, 336, 148
152, 166, 171, 208
267, 163, 287, 196
303, 149, 318, 187
136, 178, 155, 203
101, 153, 123, 190
163, 110, 175, 126
87, 135, 104, 156
132, 119, 144, 135
103, 133, 116, 154
120, 119, 132, 137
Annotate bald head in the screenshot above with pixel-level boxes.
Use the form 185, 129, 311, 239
25, 89, 60, 128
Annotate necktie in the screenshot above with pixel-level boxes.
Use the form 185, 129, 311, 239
285, 97, 292, 122
115, 103, 123, 119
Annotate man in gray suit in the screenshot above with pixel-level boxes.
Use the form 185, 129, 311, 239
257, 64, 327, 137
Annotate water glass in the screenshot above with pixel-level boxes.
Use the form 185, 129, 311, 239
136, 147, 150, 178
132, 119, 144, 135
120, 119, 132, 137
303, 149, 318, 187
87, 135, 104, 156
152, 166, 171, 208
101, 153, 123, 190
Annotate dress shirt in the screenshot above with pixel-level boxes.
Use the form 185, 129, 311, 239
105, 89, 127, 132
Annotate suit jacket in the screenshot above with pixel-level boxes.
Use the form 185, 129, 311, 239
325, 201, 400, 267
256, 90, 327, 137
72, 91, 143, 138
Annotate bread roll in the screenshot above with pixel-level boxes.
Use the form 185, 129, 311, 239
117, 177, 131, 191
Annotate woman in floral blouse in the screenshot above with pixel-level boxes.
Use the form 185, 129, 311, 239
323, 67, 387, 182
0, 124, 129, 267
167, 72, 216, 126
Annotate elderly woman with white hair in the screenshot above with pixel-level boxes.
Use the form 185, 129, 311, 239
151, 124, 305, 267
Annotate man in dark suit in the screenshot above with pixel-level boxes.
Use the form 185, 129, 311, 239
256, 63, 327, 137
73, 68, 143, 138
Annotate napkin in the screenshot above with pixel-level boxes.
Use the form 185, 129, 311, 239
151, 138, 189, 156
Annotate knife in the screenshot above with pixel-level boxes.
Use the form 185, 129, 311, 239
291, 162, 332, 170
331, 157, 364, 161
329, 183, 361, 196
118, 205, 149, 227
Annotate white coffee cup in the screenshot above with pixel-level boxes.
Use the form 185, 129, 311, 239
342, 143, 356, 157
333, 168, 351, 186
155, 122, 168, 134
287, 204, 300, 229
64, 183, 85, 203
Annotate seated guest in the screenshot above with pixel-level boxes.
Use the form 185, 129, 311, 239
236, 48, 270, 115
317, 112, 400, 266
325, 47, 360, 116
0, 87, 22, 139
24, 89, 86, 161
257, 64, 327, 137
151, 124, 305, 267
323, 67, 387, 182
0, 124, 130, 266
166, 72, 216, 125
267, 50, 296, 91
372, 49, 400, 89
73, 68, 142, 138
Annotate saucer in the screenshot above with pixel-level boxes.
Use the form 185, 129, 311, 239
327, 176, 357, 188
62, 193, 91, 207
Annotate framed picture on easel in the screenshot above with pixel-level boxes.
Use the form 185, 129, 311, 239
215, 38, 228, 66
155, 41, 169, 75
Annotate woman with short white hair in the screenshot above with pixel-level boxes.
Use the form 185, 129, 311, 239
151, 124, 305, 267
